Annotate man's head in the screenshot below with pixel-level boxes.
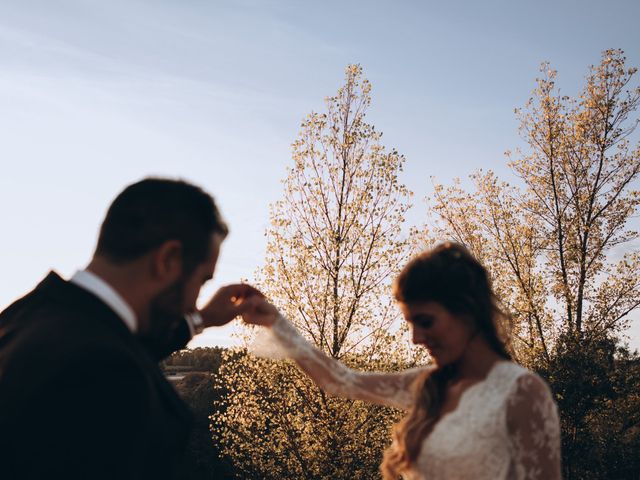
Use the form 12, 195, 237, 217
96, 178, 227, 270
94, 178, 228, 336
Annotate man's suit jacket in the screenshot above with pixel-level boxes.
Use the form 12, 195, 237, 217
0, 272, 194, 479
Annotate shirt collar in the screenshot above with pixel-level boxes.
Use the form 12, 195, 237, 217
69, 269, 138, 333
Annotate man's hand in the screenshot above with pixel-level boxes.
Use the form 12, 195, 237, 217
241, 297, 279, 327
199, 284, 264, 328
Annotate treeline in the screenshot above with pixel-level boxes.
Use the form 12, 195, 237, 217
162, 346, 226, 372
161, 347, 236, 480
165, 344, 640, 479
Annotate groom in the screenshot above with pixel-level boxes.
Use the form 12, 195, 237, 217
0, 178, 262, 479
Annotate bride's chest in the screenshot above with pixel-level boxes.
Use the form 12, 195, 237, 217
413, 373, 514, 479
428, 388, 507, 452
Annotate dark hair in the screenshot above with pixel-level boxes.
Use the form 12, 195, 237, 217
95, 178, 228, 274
393, 242, 510, 357
381, 242, 511, 479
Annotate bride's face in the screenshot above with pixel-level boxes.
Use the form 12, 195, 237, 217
401, 301, 474, 366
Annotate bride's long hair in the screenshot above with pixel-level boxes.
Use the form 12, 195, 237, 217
380, 242, 512, 479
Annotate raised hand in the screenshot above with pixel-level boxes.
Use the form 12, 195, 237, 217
241, 297, 279, 327
199, 284, 264, 328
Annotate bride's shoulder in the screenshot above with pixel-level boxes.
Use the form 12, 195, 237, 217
496, 361, 555, 402
496, 360, 536, 377
491, 361, 547, 392
492, 360, 527, 378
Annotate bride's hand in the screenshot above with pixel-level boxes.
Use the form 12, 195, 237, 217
242, 298, 279, 327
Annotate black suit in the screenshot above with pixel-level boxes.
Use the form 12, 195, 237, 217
0, 272, 194, 479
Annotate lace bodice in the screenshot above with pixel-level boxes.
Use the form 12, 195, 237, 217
255, 316, 562, 480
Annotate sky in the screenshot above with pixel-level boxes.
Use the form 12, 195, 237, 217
1, 0, 639, 350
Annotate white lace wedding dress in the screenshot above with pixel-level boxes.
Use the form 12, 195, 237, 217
255, 316, 562, 480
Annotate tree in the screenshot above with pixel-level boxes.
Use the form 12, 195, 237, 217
263, 64, 413, 361
213, 351, 405, 479
212, 64, 420, 479
538, 334, 640, 478
428, 49, 640, 479
430, 49, 640, 363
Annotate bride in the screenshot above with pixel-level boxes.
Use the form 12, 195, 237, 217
243, 242, 562, 479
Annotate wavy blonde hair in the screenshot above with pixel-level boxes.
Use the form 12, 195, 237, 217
381, 243, 511, 479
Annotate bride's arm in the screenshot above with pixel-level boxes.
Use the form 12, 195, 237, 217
251, 311, 425, 411
506, 373, 562, 479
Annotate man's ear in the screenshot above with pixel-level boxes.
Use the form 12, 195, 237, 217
151, 240, 183, 283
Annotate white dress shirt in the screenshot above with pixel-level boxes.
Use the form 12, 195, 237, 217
70, 269, 138, 333
69, 269, 203, 337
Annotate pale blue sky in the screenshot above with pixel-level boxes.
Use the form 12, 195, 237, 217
1, 0, 639, 348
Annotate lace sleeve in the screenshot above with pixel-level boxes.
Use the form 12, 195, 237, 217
253, 315, 425, 410
507, 373, 562, 480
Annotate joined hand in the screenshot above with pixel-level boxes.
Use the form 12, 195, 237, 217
241, 297, 279, 327
199, 284, 264, 328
